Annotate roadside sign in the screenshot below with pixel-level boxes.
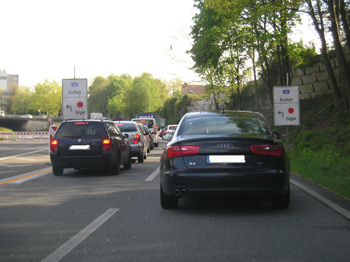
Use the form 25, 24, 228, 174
273, 86, 300, 126
62, 79, 88, 119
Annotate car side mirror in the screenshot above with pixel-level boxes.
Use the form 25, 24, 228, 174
162, 132, 174, 141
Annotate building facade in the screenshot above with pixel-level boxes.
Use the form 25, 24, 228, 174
0, 69, 19, 112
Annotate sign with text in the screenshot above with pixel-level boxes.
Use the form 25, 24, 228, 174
273, 86, 300, 126
62, 79, 88, 119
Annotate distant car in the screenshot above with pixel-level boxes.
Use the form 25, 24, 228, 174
164, 124, 178, 134
114, 121, 148, 163
160, 111, 290, 209
131, 117, 159, 147
50, 119, 132, 176
137, 123, 151, 153
142, 125, 154, 151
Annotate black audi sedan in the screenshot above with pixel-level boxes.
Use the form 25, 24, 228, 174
160, 111, 290, 209
50, 119, 132, 176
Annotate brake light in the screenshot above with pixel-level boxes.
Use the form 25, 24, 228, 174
102, 139, 112, 151
50, 140, 58, 152
166, 145, 200, 158
154, 125, 157, 134
250, 145, 284, 157
133, 133, 140, 144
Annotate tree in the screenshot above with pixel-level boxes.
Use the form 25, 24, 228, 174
11, 86, 33, 114
323, 0, 350, 107
31, 79, 62, 116
88, 76, 110, 114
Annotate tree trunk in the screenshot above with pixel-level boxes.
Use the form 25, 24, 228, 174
339, 0, 350, 46
306, 0, 341, 106
252, 50, 260, 111
326, 0, 350, 108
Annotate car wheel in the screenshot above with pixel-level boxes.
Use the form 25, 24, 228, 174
144, 149, 147, 159
154, 143, 158, 147
138, 150, 144, 163
147, 146, 150, 153
124, 155, 132, 169
160, 186, 178, 209
111, 155, 121, 175
52, 165, 63, 176
271, 186, 290, 209
150, 144, 154, 150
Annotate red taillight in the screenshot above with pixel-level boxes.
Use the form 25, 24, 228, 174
133, 133, 140, 144
250, 144, 284, 157
154, 125, 157, 134
102, 139, 112, 151
50, 140, 58, 152
166, 145, 200, 158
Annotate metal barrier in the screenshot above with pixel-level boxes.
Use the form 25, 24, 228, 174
0, 131, 49, 141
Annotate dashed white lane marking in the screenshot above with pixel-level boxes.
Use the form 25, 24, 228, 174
42, 208, 119, 262
145, 167, 159, 181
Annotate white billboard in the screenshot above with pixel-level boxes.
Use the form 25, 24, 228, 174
273, 86, 300, 126
62, 79, 88, 119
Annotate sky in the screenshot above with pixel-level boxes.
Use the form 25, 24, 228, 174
1, 0, 200, 88
1, 1, 320, 89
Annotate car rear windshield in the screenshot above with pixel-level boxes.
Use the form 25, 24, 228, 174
180, 115, 272, 136
55, 122, 108, 139
133, 119, 155, 128
117, 123, 138, 132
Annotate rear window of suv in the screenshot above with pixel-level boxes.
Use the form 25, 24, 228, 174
55, 122, 108, 139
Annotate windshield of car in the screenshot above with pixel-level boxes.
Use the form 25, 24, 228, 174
54, 122, 108, 139
179, 114, 272, 136
116, 123, 138, 132
169, 126, 177, 131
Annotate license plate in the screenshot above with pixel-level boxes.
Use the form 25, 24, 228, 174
69, 145, 90, 150
206, 155, 245, 164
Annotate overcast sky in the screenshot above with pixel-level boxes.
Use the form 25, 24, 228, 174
1, 0, 200, 87
1, 1, 319, 89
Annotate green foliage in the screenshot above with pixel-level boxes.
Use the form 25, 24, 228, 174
159, 95, 193, 125
31, 79, 62, 116
11, 86, 33, 114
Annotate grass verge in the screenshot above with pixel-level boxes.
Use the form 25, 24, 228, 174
288, 148, 350, 199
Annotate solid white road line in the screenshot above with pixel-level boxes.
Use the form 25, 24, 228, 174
145, 167, 159, 181
291, 179, 350, 221
42, 208, 119, 262
0, 148, 48, 161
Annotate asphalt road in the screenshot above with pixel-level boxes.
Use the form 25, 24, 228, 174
0, 140, 349, 262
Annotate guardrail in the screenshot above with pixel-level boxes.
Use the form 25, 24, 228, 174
0, 131, 49, 141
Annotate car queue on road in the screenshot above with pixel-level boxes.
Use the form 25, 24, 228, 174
49, 118, 161, 176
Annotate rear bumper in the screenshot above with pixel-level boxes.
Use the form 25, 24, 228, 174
129, 144, 143, 157
50, 153, 113, 169
160, 169, 290, 196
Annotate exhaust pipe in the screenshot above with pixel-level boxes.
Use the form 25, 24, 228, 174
174, 188, 188, 197
174, 189, 181, 197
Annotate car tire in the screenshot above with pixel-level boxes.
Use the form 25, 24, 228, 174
144, 149, 147, 159
147, 146, 150, 153
154, 143, 158, 147
124, 155, 132, 169
150, 144, 154, 150
160, 186, 178, 209
271, 186, 290, 209
111, 155, 121, 175
52, 165, 63, 176
138, 152, 144, 163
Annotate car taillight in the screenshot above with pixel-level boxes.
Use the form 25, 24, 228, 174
154, 125, 157, 134
50, 140, 58, 152
102, 139, 112, 151
250, 144, 284, 157
133, 133, 140, 144
166, 145, 200, 158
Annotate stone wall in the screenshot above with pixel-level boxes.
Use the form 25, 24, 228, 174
291, 45, 350, 100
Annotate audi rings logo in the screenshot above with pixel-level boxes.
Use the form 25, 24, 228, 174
217, 143, 234, 148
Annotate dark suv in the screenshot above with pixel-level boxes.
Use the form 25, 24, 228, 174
50, 120, 132, 176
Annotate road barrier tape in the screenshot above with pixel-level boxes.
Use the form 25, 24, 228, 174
0, 131, 49, 141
